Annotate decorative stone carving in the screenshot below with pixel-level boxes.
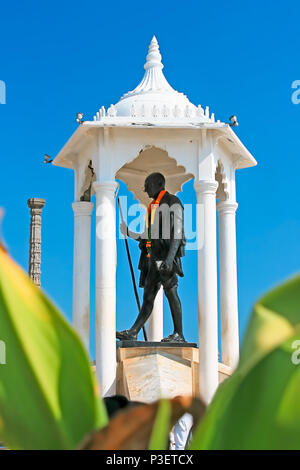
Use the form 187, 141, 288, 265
140, 104, 146, 117
116, 146, 194, 207
152, 105, 159, 117
130, 104, 137, 117
215, 159, 229, 201
107, 104, 116, 117
27, 198, 45, 287
184, 105, 193, 118
162, 104, 169, 117
92, 88, 217, 123
197, 104, 204, 116
80, 160, 95, 201
173, 105, 181, 118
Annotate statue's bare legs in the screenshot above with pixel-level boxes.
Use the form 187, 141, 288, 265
117, 262, 186, 342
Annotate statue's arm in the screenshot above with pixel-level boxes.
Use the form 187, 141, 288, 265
166, 238, 181, 264
127, 228, 142, 241
121, 221, 146, 242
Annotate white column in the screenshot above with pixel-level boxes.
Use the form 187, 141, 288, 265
93, 181, 118, 397
217, 201, 239, 369
72, 201, 93, 352
147, 286, 164, 341
194, 180, 219, 404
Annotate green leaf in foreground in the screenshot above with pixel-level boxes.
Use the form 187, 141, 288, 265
148, 399, 171, 450
0, 248, 107, 450
190, 275, 300, 450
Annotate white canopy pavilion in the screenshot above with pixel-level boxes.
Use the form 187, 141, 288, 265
53, 36, 257, 403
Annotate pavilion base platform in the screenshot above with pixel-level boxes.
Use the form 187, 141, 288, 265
116, 343, 232, 403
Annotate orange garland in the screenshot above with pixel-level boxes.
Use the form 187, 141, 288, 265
145, 190, 166, 257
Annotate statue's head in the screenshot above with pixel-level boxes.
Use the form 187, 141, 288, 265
144, 173, 165, 198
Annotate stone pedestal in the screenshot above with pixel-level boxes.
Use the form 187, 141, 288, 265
116, 344, 232, 403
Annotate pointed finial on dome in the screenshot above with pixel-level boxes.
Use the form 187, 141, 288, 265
144, 35, 163, 70
116, 35, 196, 112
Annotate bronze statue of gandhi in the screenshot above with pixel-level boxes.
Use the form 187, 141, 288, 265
117, 172, 187, 343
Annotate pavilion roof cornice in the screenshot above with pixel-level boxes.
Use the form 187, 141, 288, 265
52, 120, 256, 170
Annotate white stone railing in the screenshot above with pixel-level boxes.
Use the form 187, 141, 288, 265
93, 104, 220, 123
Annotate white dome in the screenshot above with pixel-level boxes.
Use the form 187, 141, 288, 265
93, 36, 215, 123
114, 36, 197, 119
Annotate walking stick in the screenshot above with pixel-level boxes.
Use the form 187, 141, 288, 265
117, 198, 147, 341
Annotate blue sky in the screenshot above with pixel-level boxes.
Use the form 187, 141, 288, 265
1, 0, 300, 357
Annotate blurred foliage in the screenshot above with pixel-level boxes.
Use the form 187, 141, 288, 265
79, 396, 205, 450
0, 241, 300, 450
148, 399, 171, 450
190, 275, 300, 450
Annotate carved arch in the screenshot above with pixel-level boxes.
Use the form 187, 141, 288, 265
215, 159, 229, 201
77, 160, 96, 201
115, 145, 194, 205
